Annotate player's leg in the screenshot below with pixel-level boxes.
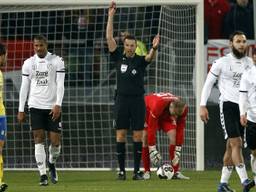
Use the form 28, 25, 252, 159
30, 108, 48, 186
114, 95, 129, 180
48, 132, 61, 184
33, 129, 47, 186
47, 113, 62, 184
161, 122, 178, 172
166, 129, 177, 170
229, 137, 249, 181
142, 129, 151, 179
172, 120, 190, 180
229, 127, 253, 190
163, 123, 189, 180
217, 102, 235, 192
142, 110, 151, 179
217, 140, 234, 192
116, 129, 127, 180
0, 116, 7, 191
132, 130, 143, 180
245, 121, 256, 185
131, 96, 145, 180
251, 151, 256, 184
219, 102, 253, 192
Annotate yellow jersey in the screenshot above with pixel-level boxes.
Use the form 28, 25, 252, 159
0, 71, 5, 116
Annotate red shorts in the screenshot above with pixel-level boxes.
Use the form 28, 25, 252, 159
144, 109, 176, 133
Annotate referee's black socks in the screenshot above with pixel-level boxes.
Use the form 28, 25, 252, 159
116, 142, 126, 172
133, 142, 142, 173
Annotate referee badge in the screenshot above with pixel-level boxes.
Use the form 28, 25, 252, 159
120, 64, 128, 73
131, 69, 137, 75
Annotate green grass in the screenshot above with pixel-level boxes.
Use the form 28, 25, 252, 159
3, 170, 256, 192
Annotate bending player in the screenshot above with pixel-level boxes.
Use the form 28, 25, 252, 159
142, 92, 189, 180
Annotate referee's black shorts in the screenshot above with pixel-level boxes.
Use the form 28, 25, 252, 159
246, 120, 256, 150
114, 95, 145, 131
29, 108, 62, 133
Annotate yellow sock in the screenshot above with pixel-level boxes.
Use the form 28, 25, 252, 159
0, 155, 3, 184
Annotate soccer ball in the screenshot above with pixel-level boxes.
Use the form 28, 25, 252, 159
156, 163, 174, 180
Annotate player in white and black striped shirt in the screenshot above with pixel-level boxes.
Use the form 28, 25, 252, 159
200, 31, 254, 192
17, 35, 65, 186
239, 48, 256, 187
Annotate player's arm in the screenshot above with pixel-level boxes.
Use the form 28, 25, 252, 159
172, 106, 188, 166
147, 111, 162, 167
176, 105, 188, 146
147, 111, 158, 146
106, 1, 117, 52
51, 57, 65, 121
200, 61, 219, 123
17, 62, 31, 123
145, 34, 160, 62
239, 73, 249, 127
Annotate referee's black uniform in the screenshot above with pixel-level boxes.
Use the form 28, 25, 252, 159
110, 47, 151, 180
110, 48, 150, 131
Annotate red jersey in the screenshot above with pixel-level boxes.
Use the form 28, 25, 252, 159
145, 93, 188, 146
204, 0, 230, 39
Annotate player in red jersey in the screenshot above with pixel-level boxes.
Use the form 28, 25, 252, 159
142, 92, 190, 180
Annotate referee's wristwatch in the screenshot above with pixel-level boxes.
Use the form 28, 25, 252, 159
152, 46, 158, 51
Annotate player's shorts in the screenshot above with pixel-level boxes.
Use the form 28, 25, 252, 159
159, 120, 176, 133
114, 95, 145, 130
29, 108, 62, 133
245, 120, 256, 150
219, 101, 243, 139
0, 116, 7, 141
144, 110, 176, 133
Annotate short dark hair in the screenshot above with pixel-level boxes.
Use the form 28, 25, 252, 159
229, 31, 246, 42
0, 43, 6, 56
123, 35, 137, 42
33, 35, 48, 44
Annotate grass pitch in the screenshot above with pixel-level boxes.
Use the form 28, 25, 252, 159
4, 170, 255, 192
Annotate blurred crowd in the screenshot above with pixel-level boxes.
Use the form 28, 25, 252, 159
204, 0, 254, 43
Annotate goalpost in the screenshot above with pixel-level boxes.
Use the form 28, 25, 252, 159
0, 0, 204, 171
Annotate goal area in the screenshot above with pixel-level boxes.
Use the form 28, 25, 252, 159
0, 0, 204, 171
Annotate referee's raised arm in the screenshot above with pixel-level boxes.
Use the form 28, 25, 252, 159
145, 33, 160, 62
106, 1, 117, 52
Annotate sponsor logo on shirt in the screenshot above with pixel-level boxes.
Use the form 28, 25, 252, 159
232, 72, 242, 87
36, 71, 49, 86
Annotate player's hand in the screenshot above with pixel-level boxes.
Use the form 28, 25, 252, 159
17, 112, 26, 123
149, 149, 162, 167
172, 146, 181, 166
152, 33, 160, 49
200, 106, 209, 124
50, 105, 61, 121
108, 1, 116, 16
240, 114, 247, 127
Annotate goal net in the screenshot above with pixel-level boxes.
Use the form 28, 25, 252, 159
0, 1, 204, 170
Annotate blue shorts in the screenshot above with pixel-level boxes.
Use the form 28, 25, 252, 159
0, 116, 7, 141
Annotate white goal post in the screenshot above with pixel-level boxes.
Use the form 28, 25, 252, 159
0, 0, 204, 171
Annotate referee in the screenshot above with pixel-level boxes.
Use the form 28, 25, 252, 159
106, 1, 160, 180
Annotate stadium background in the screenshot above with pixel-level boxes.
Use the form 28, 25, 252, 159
0, 0, 251, 171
